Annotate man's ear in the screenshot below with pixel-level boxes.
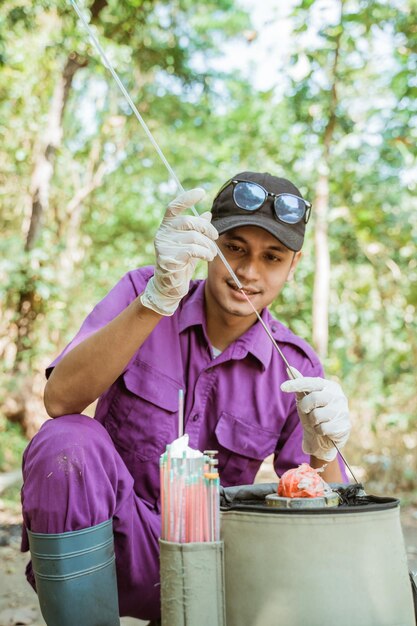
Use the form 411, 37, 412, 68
287, 251, 302, 281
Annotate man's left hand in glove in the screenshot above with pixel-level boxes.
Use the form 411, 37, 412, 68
280, 368, 351, 462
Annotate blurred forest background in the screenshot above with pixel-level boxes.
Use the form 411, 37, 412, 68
0, 0, 416, 494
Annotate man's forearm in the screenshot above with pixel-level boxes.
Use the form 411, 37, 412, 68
310, 455, 343, 483
44, 296, 162, 417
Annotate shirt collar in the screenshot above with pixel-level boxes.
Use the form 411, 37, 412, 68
178, 280, 278, 370
178, 280, 207, 333
234, 307, 274, 370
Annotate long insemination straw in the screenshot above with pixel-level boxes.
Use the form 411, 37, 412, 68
178, 389, 184, 438
70, 0, 357, 484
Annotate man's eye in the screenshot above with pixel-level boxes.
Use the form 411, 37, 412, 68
266, 254, 281, 262
225, 243, 243, 253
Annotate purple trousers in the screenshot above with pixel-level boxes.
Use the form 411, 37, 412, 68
21, 414, 161, 621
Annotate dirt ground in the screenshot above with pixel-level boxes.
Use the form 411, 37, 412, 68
1, 484, 416, 626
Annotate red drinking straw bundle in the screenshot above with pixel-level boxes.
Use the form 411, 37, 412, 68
160, 441, 220, 543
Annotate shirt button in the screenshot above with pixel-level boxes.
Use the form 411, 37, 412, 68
271, 325, 277, 332
192, 414, 199, 422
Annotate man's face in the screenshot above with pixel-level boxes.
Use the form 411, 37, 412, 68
205, 225, 302, 319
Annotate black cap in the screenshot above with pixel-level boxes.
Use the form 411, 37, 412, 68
211, 171, 307, 251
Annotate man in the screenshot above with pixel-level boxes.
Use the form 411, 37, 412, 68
21, 171, 351, 624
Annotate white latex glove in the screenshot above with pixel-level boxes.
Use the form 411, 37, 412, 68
280, 367, 351, 462
141, 188, 218, 316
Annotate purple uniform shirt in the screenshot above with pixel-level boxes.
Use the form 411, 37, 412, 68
48, 266, 328, 509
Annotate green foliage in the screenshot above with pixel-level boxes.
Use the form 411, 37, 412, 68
0, 0, 416, 489
0, 482, 22, 509
0, 417, 27, 472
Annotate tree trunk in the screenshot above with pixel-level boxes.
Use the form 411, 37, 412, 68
312, 1, 343, 360
8, 1, 108, 435
312, 171, 331, 358
24, 54, 88, 253
13, 52, 87, 374
13, 0, 108, 373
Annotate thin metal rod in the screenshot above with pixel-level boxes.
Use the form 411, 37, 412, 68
242, 292, 359, 483
71, 0, 356, 484
328, 440, 359, 484
70, 0, 181, 190
70, 0, 244, 290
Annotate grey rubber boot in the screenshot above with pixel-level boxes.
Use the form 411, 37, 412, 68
27, 519, 120, 626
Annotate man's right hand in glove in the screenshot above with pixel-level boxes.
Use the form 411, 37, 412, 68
141, 188, 219, 316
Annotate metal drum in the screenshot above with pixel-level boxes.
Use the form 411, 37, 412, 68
220, 484, 415, 626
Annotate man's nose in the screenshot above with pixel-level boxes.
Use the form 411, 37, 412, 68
235, 257, 259, 281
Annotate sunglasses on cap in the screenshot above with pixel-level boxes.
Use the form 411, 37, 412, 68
218, 179, 312, 225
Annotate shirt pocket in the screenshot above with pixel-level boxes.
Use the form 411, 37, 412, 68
106, 361, 180, 462
215, 412, 277, 485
